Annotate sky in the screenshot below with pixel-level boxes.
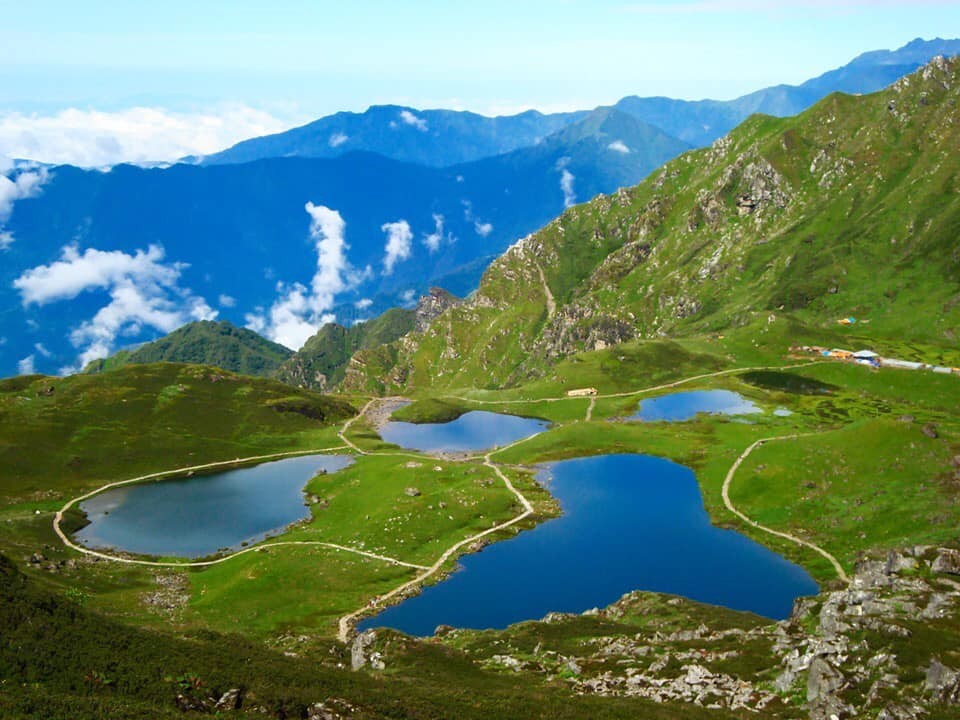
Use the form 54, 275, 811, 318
1, 0, 959, 164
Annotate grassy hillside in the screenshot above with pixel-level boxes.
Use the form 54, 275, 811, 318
83, 320, 293, 378
343, 57, 960, 393
0, 363, 353, 504
275, 308, 415, 390
1, 554, 724, 720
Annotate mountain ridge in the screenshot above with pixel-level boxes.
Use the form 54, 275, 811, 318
341, 56, 960, 393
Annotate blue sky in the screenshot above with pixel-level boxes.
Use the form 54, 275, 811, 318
4, 0, 958, 113
0, 1, 958, 164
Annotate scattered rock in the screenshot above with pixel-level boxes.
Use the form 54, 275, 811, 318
921, 423, 939, 439
490, 654, 524, 672
404, 487, 421, 497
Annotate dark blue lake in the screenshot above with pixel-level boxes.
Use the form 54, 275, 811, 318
634, 389, 760, 422
379, 410, 548, 453
359, 454, 817, 635
75, 454, 352, 559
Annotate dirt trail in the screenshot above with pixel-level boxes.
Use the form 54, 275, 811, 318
721, 434, 850, 583
535, 262, 556, 319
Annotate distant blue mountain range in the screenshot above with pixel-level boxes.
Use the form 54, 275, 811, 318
1, 37, 957, 377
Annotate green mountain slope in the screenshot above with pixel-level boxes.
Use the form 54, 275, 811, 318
83, 320, 293, 378
0, 364, 353, 504
275, 308, 416, 390
343, 57, 960, 392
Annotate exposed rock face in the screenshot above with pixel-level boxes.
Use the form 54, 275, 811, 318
530, 303, 636, 365
415, 288, 461, 333
351, 630, 384, 671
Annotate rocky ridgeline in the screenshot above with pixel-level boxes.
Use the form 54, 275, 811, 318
414, 287, 462, 333
351, 547, 960, 719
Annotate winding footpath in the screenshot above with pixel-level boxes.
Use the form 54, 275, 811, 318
52, 359, 848, 644
721, 434, 850, 583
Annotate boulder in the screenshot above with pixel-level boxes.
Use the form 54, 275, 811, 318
931, 549, 960, 576
925, 658, 960, 704
921, 423, 939, 439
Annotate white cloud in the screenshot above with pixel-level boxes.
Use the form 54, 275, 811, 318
17, 355, 36, 375
0, 105, 292, 168
0, 165, 50, 247
14, 244, 180, 305
608, 140, 631, 154
400, 289, 417, 306
329, 132, 349, 148
560, 169, 576, 207
462, 200, 494, 238
398, 110, 428, 132
13, 243, 215, 373
248, 203, 372, 350
381, 219, 413, 275
244, 310, 266, 334
422, 213, 450, 253
560, 168, 577, 207
218, 294, 236, 308
556, 157, 577, 208
474, 221, 493, 237
34, 342, 51, 358
354, 298, 373, 310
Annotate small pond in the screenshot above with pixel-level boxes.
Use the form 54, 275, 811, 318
358, 454, 817, 636
633, 389, 760, 422
379, 410, 548, 453
74, 454, 352, 559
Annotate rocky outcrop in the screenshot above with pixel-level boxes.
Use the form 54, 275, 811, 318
415, 288, 461, 333
351, 630, 384, 671
529, 303, 636, 364
932, 548, 960, 575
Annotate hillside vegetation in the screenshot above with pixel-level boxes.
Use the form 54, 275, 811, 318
0, 363, 353, 504
275, 308, 415, 390
83, 320, 293, 378
343, 58, 960, 393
